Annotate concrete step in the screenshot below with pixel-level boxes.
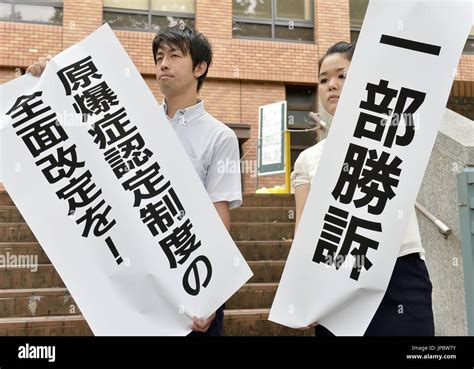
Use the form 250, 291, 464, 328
0, 260, 284, 289
0, 205, 299, 224
0, 222, 295, 243
0, 241, 291, 264
0, 206, 24, 223
0, 283, 277, 318
0, 242, 50, 264
2, 189, 292, 209
0, 223, 36, 243
223, 308, 313, 336
236, 241, 291, 261
0, 314, 92, 336
0, 311, 312, 336
248, 261, 285, 283
0, 288, 79, 318
0, 218, 295, 244
0, 265, 65, 289
0, 187, 14, 207
242, 194, 295, 208
230, 207, 295, 223
0, 240, 291, 265
0, 238, 292, 263
226, 283, 277, 310
0, 220, 295, 244
1, 223, 295, 245
230, 222, 294, 241
0, 190, 298, 208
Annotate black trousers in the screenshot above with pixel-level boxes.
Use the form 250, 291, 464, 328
315, 253, 435, 336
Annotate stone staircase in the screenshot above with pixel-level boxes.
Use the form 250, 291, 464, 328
0, 185, 311, 336
225, 194, 312, 336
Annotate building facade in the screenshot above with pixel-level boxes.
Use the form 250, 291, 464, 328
1, 0, 473, 193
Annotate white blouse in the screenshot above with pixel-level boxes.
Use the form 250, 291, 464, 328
291, 139, 425, 259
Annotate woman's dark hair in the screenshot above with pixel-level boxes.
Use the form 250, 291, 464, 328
318, 41, 355, 72
152, 25, 213, 91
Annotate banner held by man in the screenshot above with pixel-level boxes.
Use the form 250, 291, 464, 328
0, 24, 253, 336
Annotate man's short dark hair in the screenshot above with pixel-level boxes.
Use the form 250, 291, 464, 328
152, 25, 213, 91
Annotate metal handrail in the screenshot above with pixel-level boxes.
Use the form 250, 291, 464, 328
415, 201, 452, 236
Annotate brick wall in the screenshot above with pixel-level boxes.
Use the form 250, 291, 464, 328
0, 67, 17, 84
315, 0, 351, 61
0, 23, 62, 68
455, 54, 474, 81
209, 38, 318, 83
448, 80, 474, 120
143, 74, 163, 102
1, 0, 472, 194
195, 0, 232, 38
201, 80, 287, 191
200, 79, 242, 124
239, 82, 287, 191
115, 31, 156, 75
63, 0, 103, 48
140, 77, 287, 192
447, 96, 474, 120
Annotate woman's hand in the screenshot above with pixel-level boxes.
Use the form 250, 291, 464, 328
309, 111, 329, 139
296, 321, 319, 331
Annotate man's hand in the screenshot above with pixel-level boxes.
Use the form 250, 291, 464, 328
192, 312, 216, 333
26, 55, 52, 77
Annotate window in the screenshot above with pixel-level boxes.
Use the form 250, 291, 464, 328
103, 0, 195, 32
233, 0, 314, 42
463, 26, 474, 54
350, 0, 474, 54
286, 85, 317, 170
349, 0, 367, 44
0, 0, 63, 25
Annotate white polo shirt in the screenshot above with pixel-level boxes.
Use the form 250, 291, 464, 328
291, 139, 425, 259
163, 100, 242, 209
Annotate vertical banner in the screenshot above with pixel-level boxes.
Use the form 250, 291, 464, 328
269, 0, 472, 335
257, 101, 287, 176
0, 24, 252, 335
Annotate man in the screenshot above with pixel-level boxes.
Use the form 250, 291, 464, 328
26, 25, 242, 336
152, 25, 242, 336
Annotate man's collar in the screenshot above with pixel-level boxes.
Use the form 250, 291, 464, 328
162, 99, 205, 126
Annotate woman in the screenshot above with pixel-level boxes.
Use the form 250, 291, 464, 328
292, 41, 435, 336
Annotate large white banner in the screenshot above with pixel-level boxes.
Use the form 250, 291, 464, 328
269, 0, 472, 335
0, 24, 252, 335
